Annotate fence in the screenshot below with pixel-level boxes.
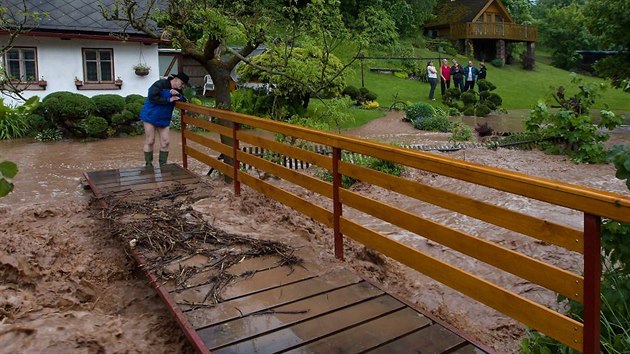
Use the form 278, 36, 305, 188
176, 102, 630, 353
450, 22, 537, 42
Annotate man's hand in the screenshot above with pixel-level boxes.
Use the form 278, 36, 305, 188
170, 89, 180, 95
169, 96, 181, 102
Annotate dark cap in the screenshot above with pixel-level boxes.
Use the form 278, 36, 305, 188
172, 72, 189, 85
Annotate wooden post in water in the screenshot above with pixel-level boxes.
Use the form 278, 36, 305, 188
232, 122, 241, 196
180, 109, 188, 169
332, 147, 343, 260
583, 213, 601, 354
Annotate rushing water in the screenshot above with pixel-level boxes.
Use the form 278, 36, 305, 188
0, 132, 186, 207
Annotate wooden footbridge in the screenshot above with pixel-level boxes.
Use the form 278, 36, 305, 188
84, 103, 630, 354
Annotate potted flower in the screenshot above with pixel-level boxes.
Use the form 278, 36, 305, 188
133, 63, 151, 76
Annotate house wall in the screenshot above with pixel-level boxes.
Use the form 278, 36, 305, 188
1, 35, 159, 106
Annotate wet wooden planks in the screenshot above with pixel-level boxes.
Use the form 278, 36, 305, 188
83, 163, 200, 196
84, 164, 490, 354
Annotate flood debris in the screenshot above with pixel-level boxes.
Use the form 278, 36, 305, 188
90, 184, 303, 305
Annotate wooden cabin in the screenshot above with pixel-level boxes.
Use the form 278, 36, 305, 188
425, 0, 537, 68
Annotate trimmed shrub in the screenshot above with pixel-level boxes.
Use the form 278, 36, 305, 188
461, 91, 479, 105
477, 79, 496, 92
125, 94, 145, 104
442, 87, 461, 107
342, 85, 360, 100
91, 94, 126, 121
463, 106, 476, 116
124, 102, 143, 119
447, 107, 462, 117
405, 102, 435, 121
111, 110, 135, 126
474, 103, 492, 117
485, 92, 503, 108
42, 92, 95, 123
80, 115, 108, 138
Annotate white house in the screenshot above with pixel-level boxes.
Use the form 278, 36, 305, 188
1, 0, 160, 106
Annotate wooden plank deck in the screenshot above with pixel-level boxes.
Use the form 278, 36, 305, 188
84, 164, 491, 354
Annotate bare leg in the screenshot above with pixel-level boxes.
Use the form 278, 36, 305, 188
157, 126, 170, 151
143, 122, 156, 152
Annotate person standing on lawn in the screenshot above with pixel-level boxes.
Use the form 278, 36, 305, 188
451, 59, 464, 92
463, 60, 479, 92
440, 58, 451, 96
427, 61, 438, 101
140, 72, 189, 167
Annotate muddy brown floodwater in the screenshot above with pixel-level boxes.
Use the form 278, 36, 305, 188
1, 111, 629, 353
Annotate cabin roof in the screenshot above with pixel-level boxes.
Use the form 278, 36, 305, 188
3, 0, 153, 37
426, 0, 512, 28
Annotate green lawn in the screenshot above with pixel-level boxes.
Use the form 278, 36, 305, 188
333, 44, 630, 129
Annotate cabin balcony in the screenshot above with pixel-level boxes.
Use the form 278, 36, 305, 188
450, 22, 537, 42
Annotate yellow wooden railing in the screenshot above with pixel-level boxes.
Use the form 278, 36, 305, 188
176, 102, 630, 353
450, 22, 537, 42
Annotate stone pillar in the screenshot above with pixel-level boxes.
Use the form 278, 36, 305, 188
496, 39, 506, 65
525, 42, 536, 70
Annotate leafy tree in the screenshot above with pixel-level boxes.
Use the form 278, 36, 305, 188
1, 1, 46, 101
536, 3, 598, 70
237, 46, 346, 114
356, 7, 399, 48
584, 0, 630, 90
502, 0, 534, 24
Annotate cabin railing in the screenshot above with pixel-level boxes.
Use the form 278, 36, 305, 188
450, 22, 537, 42
176, 102, 630, 353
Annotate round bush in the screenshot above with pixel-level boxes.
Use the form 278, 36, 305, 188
342, 85, 360, 100
477, 79, 496, 92
461, 91, 479, 105
475, 103, 492, 117
42, 92, 95, 123
486, 92, 503, 108
125, 94, 145, 104
91, 94, 126, 121
80, 115, 109, 138
27, 113, 54, 132
447, 107, 462, 117
364, 91, 378, 102
463, 107, 476, 116
111, 110, 135, 126
124, 102, 143, 119
405, 102, 436, 121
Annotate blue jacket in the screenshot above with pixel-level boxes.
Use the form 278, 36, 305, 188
139, 79, 186, 128
463, 65, 479, 82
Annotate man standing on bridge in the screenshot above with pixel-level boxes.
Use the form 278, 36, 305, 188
140, 72, 189, 167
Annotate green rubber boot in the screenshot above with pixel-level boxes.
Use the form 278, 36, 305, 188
144, 151, 153, 167
159, 150, 169, 166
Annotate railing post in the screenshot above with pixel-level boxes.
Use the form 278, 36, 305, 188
180, 109, 188, 170
583, 213, 601, 354
332, 147, 343, 260
232, 122, 241, 196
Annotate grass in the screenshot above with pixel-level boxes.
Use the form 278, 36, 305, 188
327, 43, 630, 129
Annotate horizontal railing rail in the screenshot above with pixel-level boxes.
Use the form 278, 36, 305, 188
450, 22, 537, 42
177, 102, 630, 353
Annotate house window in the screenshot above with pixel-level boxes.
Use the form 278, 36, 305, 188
5, 47, 38, 81
83, 48, 114, 83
